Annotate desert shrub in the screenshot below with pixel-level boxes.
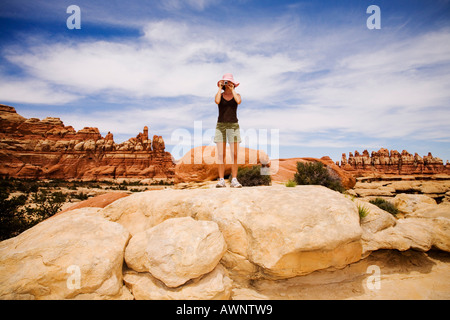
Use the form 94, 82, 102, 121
285, 179, 297, 187
118, 183, 128, 190
0, 178, 39, 193
358, 204, 370, 219
0, 189, 28, 240
152, 179, 173, 186
294, 162, 345, 193
26, 190, 67, 220
0, 183, 68, 240
73, 191, 89, 200
369, 198, 398, 216
235, 165, 271, 187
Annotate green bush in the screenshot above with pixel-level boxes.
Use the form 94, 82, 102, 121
73, 191, 89, 200
0, 189, 28, 240
0, 189, 69, 240
235, 165, 271, 187
285, 179, 297, 187
369, 198, 398, 216
294, 162, 345, 193
26, 190, 67, 220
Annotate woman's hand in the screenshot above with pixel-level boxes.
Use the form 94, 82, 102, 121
215, 81, 241, 104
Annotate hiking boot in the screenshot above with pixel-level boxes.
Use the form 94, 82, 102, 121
230, 177, 242, 188
216, 178, 226, 188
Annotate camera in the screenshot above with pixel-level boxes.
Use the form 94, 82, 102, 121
222, 80, 228, 90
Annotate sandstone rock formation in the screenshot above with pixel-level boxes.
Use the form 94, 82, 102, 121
0, 209, 132, 299
123, 217, 232, 300
123, 264, 233, 300
392, 194, 438, 215
102, 186, 364, 279
125, 217, 227, 287
1, 186, 449, 300
174, 145, 270, 183
0, 104, 175, 180
340, 148, 449, 175
245, 249, 450, 299
362, 217, 450, 253
349, 175, 450, 203
358, 195, 450, 254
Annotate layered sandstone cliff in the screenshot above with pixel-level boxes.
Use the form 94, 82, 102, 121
339, 148, 450, 175
0, 104, 175, 180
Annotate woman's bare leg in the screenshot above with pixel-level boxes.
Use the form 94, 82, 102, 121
230, 142, 239, 178
216, 142, 226, 179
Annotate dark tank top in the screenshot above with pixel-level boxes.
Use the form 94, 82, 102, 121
217, 95, 238, 123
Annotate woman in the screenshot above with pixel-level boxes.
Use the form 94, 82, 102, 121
214, 73, 242, 188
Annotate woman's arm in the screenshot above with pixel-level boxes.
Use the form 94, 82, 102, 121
231, 87, 242, 104
215, 81, 223, 104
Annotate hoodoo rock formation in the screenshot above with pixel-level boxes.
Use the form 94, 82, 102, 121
340, 148, 450, 175
0, 104, 175, 180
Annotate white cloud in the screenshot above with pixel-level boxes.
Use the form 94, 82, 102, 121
159, 0, 220, 11
0, 78, 78, 104
2, 15, 450, 158
4, 18, 306, 102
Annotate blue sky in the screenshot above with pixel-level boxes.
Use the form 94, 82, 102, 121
1, 0, 450, 163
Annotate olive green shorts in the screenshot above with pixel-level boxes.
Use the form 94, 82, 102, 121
214, 122, 241, 143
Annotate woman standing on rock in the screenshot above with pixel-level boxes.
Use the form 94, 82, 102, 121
214, 73, 242, 188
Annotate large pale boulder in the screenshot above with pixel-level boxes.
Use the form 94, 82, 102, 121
225, 186, 362, 278
0, 209, 132, 300
125, 217, 227, 287
123, 264, 232, 300
104, 185, 363, 279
